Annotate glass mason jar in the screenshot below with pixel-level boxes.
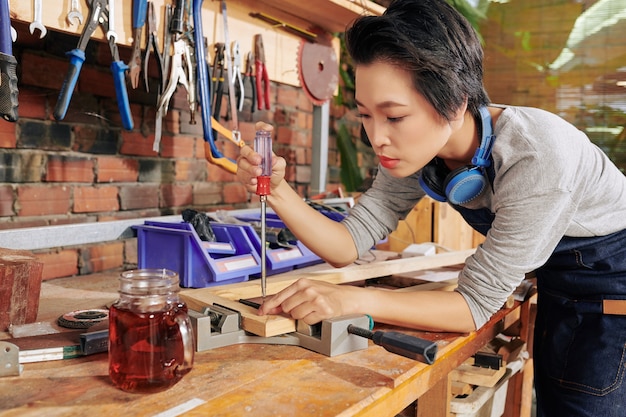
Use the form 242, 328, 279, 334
108, 269, 194, 393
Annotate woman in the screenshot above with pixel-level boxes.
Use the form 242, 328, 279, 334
236, 1, 626, 415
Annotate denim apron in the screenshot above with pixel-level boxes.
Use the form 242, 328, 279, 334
454, 203, 626, 417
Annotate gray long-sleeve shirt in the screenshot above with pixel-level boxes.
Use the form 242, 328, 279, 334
342, 106, 626, 328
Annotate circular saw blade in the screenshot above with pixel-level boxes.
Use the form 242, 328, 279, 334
297, 31, 339, 106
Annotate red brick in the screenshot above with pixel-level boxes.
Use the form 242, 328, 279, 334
17, 87, 47, 119
99, 209, 161, 222
49, 216, 96, 226
296, 112, 313, 130
276, 126, 312, 148
161, 184, 193, 208
160, 134, 195, 158
193, 182, 223, 206
19, 52, 66, 91
79, 66, 115, 99
46, 156, 95, 183
0, 218, 48, 230
164, 110, 180, 135
120, 131, 159, 156
36, 249, 79, 280
80, 242, 124, 274
0, 119, 16, 148
0, 185, 14, 216
119, 185, 159, 210
97, 156, 139, 183
74, 186, 119, 213
175, 159, 208, 182
17, 185, 71, 216
125, 239, 138, 265
223, 182, 248, 204
276, 85, 299, 108
238, 122, 257, 144
297, 91, 314, 113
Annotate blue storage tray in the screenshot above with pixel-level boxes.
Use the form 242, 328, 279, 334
134, 220, 261, 288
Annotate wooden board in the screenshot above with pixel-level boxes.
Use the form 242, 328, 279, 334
449, 358, 507, 388
0, 248, 44, 331
180, 249, 474, 337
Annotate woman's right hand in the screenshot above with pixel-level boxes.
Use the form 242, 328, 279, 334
236, 122, 286, 195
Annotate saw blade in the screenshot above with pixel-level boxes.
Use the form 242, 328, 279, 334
297, 31, 338, 106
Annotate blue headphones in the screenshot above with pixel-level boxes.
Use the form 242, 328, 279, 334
418, 106, 496, 205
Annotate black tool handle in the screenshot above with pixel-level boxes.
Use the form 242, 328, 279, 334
0, 52, 18, 122
170, 0, 185, 34
347, 325, 438, 365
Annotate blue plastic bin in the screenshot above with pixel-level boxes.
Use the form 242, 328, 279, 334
234, 213, 324, 275
134, 220, 261, 288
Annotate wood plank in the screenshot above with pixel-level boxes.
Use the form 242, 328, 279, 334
180, 250, 474, 337
449, 358, 507, 388
0, 248, 44, 331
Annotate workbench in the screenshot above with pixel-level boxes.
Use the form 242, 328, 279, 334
0, 253, 536, 417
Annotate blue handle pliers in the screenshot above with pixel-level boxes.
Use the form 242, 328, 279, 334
54, 0, 133, 130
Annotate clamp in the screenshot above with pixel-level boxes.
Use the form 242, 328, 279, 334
189, 304, 370, 357
53, 0, 133, 131
189, 302, 438, 364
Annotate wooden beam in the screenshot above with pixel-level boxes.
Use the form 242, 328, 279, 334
180, 249, 474, 337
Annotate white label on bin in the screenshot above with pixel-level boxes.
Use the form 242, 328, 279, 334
217, 255, 258, 272
272, 248, 303, 261
203, 242, 234, 251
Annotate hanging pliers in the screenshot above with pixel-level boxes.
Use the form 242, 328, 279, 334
231, 41, 244, 112
128, 0, 147, 89
254, 34, 270, 110
243, 51, 256, 113
54, 0, 133, 130
143, 1, 164, 93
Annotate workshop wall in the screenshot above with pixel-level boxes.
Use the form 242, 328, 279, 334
0, 22, 345, 280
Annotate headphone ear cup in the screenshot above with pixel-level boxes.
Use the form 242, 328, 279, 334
419, 162, 448, 202
444, 166, 488, 205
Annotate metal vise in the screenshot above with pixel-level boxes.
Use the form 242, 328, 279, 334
189, 304, 370, 357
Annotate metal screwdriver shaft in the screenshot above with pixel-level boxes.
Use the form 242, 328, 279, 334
254, 130, 272, 299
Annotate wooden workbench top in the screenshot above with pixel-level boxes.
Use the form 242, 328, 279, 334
0, 261, 525, 417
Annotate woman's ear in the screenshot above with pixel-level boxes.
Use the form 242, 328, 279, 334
449, 99, 469, 130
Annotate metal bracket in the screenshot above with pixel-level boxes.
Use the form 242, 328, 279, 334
0, 341, 22, 377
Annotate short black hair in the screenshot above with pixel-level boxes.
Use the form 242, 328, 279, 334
345, 0, 489, 121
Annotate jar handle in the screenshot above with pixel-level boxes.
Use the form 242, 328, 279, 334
176, 312, 195, 372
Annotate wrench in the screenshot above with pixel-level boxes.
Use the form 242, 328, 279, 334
67, 0, 84, 26
106, 0, 117, 43
29, 0, 46, 38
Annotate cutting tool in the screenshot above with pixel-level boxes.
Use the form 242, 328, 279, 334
54, 0, 133, 130
231, 41, 244, 112
254, 34, 271, 110
127, 0, 147, 89
143, 1, 164, 93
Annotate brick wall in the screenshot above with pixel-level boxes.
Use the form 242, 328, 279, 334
0, 22, 345, 280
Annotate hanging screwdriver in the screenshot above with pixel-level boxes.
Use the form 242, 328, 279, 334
347, 325, 438, 364
255, 130, 272, 299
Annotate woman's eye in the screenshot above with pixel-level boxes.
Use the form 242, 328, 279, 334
357, 113, 371, 119
387, 116, 404, 123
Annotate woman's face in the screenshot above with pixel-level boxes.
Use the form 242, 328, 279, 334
355, 61, 456, 178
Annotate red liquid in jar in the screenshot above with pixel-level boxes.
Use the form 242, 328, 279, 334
108, 302, 191, 393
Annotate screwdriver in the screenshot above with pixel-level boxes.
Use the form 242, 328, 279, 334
254, 130, 273, 299
347, 325, 438, 364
